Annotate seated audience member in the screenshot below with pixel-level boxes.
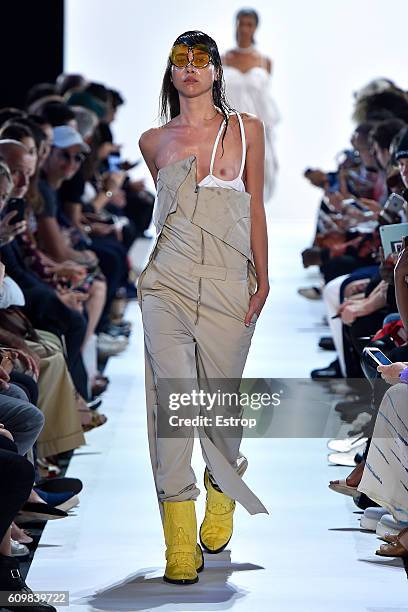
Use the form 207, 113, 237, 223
0, 433, 59, 612
55, 73, 88, 97
36, 126, 129, 346
370, 118, 406, 172
357, 377, 408, 558
0, 140, 90, 400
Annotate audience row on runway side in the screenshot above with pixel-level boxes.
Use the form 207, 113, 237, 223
299, 77, 408, 568
0, 74, 155, 610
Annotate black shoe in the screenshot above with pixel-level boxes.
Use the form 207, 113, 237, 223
311, 359, 342, 379
17, 502, 68, 522
354, 452, 365, 464
0, 554, 56, 611
318, 336, 335, 351
353, 493, 380, 511
334, 399, 369, 414
34, 477, 83, 496
125, 284, 137, 300
340, 406, 372, 423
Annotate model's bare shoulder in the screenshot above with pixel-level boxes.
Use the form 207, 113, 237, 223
138, 127, 162, 159
139, 128, 165, 183
258, 54, 273, 73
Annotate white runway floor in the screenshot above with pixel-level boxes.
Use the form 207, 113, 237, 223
28, 220, 408, 611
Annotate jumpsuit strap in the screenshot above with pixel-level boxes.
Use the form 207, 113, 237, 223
235, 111, 247, 179
209, 111, 247, 178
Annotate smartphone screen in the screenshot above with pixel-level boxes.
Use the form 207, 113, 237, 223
107, 154, 122, 172
365, 348, 392, 366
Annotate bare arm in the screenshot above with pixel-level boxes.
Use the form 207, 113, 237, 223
139, 129, 160, 186
243, 114, 269, 324
265, 57, 273, 74
36, 217, 78, 262
64, 201, 82, 227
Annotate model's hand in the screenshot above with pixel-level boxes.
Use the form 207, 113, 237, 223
245, 286, 269, 327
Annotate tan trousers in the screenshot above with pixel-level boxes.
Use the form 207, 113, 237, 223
26, 330, 85, 457
141, 261, 259, 508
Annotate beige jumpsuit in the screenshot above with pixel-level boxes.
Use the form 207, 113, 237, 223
137, 113, 268, 517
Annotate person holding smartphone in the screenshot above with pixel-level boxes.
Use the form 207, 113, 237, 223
374, 235, 408, 386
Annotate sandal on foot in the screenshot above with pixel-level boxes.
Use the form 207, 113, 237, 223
376, 526, 408, 557
328, 478, 359, 497
80, 409, 107, 432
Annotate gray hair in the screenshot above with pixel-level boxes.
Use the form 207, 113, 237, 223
71, 105, 98, 140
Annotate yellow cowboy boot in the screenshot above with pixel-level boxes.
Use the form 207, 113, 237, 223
199, 468, 236, 554
162, 500, 200, 584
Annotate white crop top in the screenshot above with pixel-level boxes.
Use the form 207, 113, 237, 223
197, 111, 246, 192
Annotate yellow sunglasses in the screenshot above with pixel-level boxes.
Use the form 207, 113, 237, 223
170, 44, 212, 68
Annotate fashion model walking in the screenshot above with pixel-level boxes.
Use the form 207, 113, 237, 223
138, 30, 269, 585
222, 8, 280, 201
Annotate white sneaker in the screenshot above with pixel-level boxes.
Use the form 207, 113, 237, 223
297, 286, 322, 300
327, 446, 366, 467
327, 435, 368, 453
360, 507, 390, 531
376, 514, 408, 538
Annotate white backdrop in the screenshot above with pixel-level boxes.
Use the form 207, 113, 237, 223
65, 0, 408, 221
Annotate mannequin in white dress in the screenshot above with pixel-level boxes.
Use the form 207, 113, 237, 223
222, 8, 280, 202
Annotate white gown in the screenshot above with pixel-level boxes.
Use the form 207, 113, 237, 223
223, 61, 280, 202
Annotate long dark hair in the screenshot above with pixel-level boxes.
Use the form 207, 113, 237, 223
160, 31, 234, 151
